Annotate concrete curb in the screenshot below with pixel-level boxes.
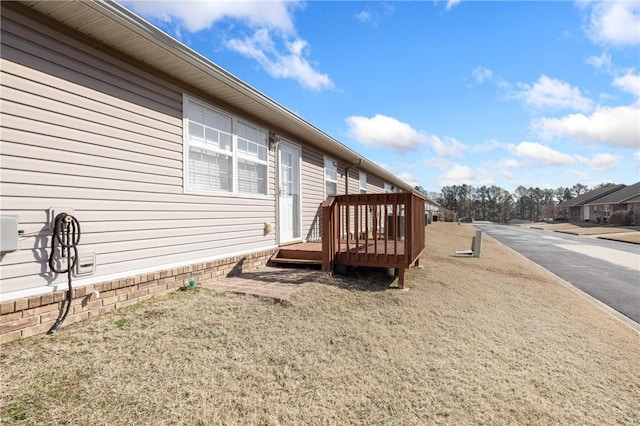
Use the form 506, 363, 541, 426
479, 229, 640, 336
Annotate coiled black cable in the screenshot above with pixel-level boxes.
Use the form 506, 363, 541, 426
48, 213, 81, 334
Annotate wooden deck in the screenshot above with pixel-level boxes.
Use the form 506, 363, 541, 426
272, 192, 426, 288
270, 238, 419, 286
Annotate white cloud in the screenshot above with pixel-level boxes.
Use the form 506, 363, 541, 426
423, 158, 454, 170
424, 135, 465, 158
445, 0, 461, 12
226, 29, 333, 91
355, 4, 394, 26
346, 114, 466, 156
373, 162, 417, 186
124, 1, 298, 33
439, 164, 475, 187
125, 1, 332, 91
613, 69, 640, 98
576, 153, 621, 172
499, 158, 522, 169
472, 66, 493, 84
471, 139, 505, 153
571, 169, 591, 181
346, 114, 427, 153
396, 172, 419, 187
586, 0, 640, 46
507, 142, 575, 166
516, 75, 594, 112
355, 11, 374, 24
533, 105, 640, 148
586, 52, 612, 71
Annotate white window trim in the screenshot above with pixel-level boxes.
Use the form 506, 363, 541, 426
359, 171, 367, 194
324, 156, 338, 198
183, 94, 269, 199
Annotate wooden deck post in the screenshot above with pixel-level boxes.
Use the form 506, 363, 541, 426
398, 267, 405, 289
321, 196, 336, 272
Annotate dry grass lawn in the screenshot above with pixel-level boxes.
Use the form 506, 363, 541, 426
1, 223, 639, 425
599, 233, 640, 244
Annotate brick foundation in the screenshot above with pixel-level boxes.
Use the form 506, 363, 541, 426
0, 249, 275, 343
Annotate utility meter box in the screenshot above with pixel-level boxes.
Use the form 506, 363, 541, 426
0, 216, 20, 253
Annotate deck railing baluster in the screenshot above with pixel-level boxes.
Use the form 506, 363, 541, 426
364, 201, 369, 260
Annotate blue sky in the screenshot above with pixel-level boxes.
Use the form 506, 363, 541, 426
122, 0, 640, 194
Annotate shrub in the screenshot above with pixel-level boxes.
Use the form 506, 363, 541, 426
609, 210, 634, 226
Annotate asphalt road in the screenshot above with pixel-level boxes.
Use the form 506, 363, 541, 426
473, 223, 640, 325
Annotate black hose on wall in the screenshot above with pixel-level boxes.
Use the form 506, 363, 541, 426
48, 213, 81, 334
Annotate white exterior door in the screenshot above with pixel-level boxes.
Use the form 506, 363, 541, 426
278, 142, 301, 243
583, 205, 590, 221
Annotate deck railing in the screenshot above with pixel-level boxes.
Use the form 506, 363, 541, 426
321, 192, 425, 285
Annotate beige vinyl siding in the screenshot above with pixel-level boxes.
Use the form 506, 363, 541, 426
346, 168, 360, 195
0, 5, 275, 295
367, 174, 386, 194
301, 146, 325, 241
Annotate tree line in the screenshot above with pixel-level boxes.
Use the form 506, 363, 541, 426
415, 183, 607, 224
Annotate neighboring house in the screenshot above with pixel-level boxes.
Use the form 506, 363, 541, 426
424, 197, 442, 223
0, 1, 422, 341
554, 184, 625, 221
585, 182, 640, 223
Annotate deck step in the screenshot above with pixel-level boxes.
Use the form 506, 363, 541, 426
269, 247, 323, 267
269, 257, 322, 266
276, 248, 322, 261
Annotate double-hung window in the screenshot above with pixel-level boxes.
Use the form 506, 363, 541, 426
324, 157, 338, 196
184, 96, 268, 197
186, 99, 233, 193
359, 172, 367, 194
236, 120, 268, 195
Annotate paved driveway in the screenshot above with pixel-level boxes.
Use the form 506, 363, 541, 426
473, 223, 640, 324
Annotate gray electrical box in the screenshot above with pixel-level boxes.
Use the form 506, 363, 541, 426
0, 216, 20, 253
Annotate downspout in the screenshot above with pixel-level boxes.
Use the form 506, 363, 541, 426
344, 159, 362, 194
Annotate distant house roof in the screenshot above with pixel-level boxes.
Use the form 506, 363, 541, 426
556, 184, 625, 207
21, 0, 419, 195
425, 198, 441, 207
588, 182, 640, 205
